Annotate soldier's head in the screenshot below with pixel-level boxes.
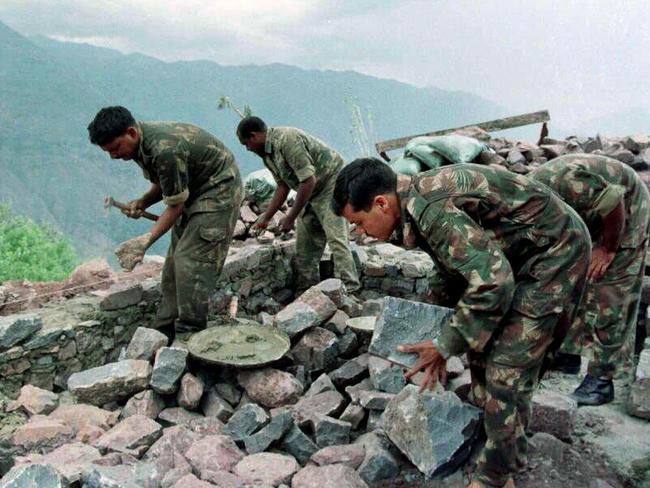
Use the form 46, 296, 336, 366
332, 158, 400, 241
237, 116, 267, 157
88, 106, 140, 160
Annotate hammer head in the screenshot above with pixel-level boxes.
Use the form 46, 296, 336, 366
103, 196, 115, 210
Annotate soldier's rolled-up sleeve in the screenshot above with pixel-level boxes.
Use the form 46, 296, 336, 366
420, 203, 515, 357
560, 168, 625, 224
282, 133, 316, 182
155, 144, 190, 206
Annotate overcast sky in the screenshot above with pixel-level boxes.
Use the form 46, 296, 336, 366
2, 0, 649, 133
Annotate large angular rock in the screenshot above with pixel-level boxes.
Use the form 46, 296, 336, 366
339, 404, 365, 430
121, 390, 165, 420
184, 435, 245, 476
529, 389, 577, 440
94, 415, 162, 458
383, 386, 482, 478
368, 356, 405, 394
291, 327, 339, 373
49, 405, 119, 433
234, 452, 300, 486
243, 407, 293, 454
0, 313, 42, 349
280, 425, 318, 465
369, 297, 453, 367
274, 291, 337, 338
12, 416, 74, 451
95, 283, 144, 311
150, 347, 188, 395
15, 385, 59, 416
311, 444, 365, 469
354, 431, 400, 483
314, 416, 351, 447
144, 425, 199, 463
628, 348, 650, 419
0, 463, 68, 488
311, 279, 347, 308
223, 403, 269, 441
125, 327, 168, 362
357, 390, 394, 411
67, 360, 152, 406
237, 368, 303, 408
177, 373, 204, 411
291, 464, 368, 488
16, 442, 101, 483
304, 373, 336, 398
292, 390, 346, 428
329, 354, 369, 388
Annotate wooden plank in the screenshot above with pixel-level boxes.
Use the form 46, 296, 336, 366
375, 110, 550, 155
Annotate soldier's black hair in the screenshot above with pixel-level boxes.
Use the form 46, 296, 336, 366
87, 106, 136, 145
237, 116, 267, 138
332, 158, 397, 216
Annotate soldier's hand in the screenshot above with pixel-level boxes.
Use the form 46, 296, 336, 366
588, 246, 616, 281
398, 340, 447, 393
252, 215, 271, 234
122, 199, 146, 219
115, 233, 151, 271
279, 214, 296, 233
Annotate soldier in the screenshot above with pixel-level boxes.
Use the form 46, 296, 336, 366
236, 116, 360, 293
88, 106, 242, 342
530, 154, 650, 405
332, 158, 590, 488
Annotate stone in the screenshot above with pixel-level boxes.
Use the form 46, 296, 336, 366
304, 373, 336, 398
199, 469, 248, 488
291, 464, 368, 488
354, 431, 400, 483
329, 354, 369, 388
290, 327, 339, 373
234, 452, 300, 486
368, 356, 405, 394
16, 384, 59, 416
17, 442, 102, 483
12, 416, 74, 451
311, 444, 365, 469
314, 416, 351, 447
628, 348, 650, 419
201, 388, 235, 421
214, 382, 242, 406
280, 425, 318, 465
67, 360, 152, 406
274, 291, 337, 338
506, 149, 526, 165
0, 464, 68, 488
361, 299, 383, 317
177, 373, 204, 411
169, 474, 213, 488
383, 386, 482, 478
76, 424, 105, 444
144, 425, 199, 463
540, 144, 566, 159
121, 390, 165, 420
324, 310, 349, 335
369, 297, 453, 367
80, 462, 163, 488
623, 133, 650, 153
237, 368, 303, 408
336, 329, 359, 359
233, 220, 247, 238
608, 149, 635, 165
150, 347, 188, 395
357, 390, 394, 411
184, 434, 245, 476
339, 404, 365, 430
292, 390, 346, 428
243, 407, 293, 454
311, 279, 347, 308
158, 407, 204, 426
94, 415, 162, 458
528, 389, 577, 440
125, 327, 168, 362
95, 283, 144, 311
447, 369, 472, 402
339, 296, 363, 318
0, 313, 42, 349
344, 378, 374, 404
223, 403, 269, 441
240, 205, 258, 223
366, 410, 383, 430
445, 356, 465, 377
399, 252, 434, 278
49, 405, 119, 433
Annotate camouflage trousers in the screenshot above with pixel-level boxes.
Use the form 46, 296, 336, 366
294, 181, 360, 292
153, 189, 240, 340
469, 214, 590, 487
562, 240, 648, 380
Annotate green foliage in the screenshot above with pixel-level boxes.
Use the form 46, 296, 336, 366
217, 95, 253, 119
0, 204, 77, 283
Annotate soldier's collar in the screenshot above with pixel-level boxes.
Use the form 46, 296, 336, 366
264, 128, 274, 155
135, 122, 145, 162
395, 174, 418, 249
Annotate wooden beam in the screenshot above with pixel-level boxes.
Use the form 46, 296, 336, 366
375, 110, 550, 156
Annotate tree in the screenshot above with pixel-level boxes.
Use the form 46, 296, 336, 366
0, 204, 77, 283
217, 95, 253, 119
347, 99, 377, 158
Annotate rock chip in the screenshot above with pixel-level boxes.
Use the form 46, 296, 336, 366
150, 348, 188, 395
237, 368, 303, 408
94, 415, 162, 458
177, 373, 204, 411
125, 327, 168, 362
67, 360, 152, 406
234, 452, 300, 486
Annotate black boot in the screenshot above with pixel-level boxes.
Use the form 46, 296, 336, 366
550, 352, 581, 374
571, 374, 614, 406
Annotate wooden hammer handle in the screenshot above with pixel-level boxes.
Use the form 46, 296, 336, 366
111, 199, 159, 221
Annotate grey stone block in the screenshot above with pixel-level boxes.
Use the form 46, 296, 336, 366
223, 403, 269, 441
280, 424, 318, 465
0, 313, 42, 349
67, 360, 151, 406
150, 347, 188, 395
314, 415, 351, 447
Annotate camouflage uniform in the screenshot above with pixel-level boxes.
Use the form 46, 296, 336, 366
262, 127, 360, 291
396, 164, 590, 487
134, 122, 242, 336
531, 154, 650, 380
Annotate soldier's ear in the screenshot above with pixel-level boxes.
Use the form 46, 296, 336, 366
374, 195, 389, 211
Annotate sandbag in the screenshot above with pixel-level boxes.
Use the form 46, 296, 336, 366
244, 169, 277, 203
389, 155, 422, 176
405, 135, 486, 167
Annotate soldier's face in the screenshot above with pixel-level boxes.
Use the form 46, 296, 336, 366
100, 127, 139, 160
238, 131, 265, 157
341, 195, 398, 241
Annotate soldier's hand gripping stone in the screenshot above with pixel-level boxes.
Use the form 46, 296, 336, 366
115, 233, 152, 271
398, 340, 448, 392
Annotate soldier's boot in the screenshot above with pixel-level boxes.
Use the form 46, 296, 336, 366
549, 352, 581, 374
467, 478, 515, 488
571, 373, 614, 406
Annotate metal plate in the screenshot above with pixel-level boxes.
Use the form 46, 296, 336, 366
187, 322, 290, 367
346, 316, 376, 333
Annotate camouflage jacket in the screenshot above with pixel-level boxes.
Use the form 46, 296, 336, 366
396, 164, 579, 357
262, 127, 344, 197
135, 122, 241, 212
530, 154, 650, 248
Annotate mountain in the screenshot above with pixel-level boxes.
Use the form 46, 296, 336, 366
0, 20, 506, 261
567, 107, 650, 138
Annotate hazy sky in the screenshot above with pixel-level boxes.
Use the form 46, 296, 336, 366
2, 0, 649, 133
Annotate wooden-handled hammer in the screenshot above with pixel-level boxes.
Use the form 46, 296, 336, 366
104, 196, 159, 221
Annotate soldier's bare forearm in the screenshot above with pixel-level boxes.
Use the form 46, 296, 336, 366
140, 183, 163, 208
263, 183, 291, 220
286, 176, 316, 220
146, 202, 184, 248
